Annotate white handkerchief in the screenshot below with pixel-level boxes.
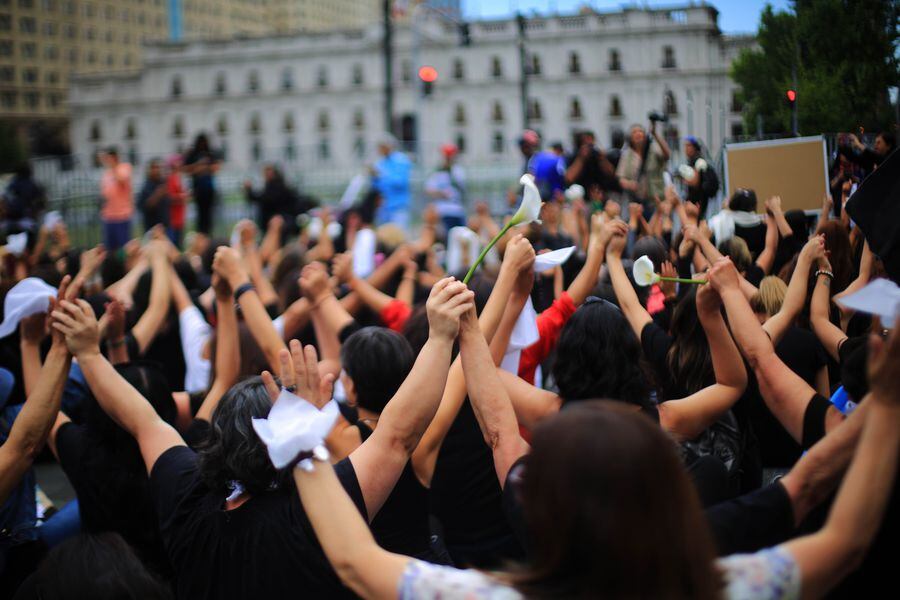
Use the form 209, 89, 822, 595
0, 277, 57, 338
4, 232, 28, 256
534, 246, 576, 273
252, 391, 339, 469
835, 278, 900, 328
501, 296, 540, 374
352, 228, 377, 279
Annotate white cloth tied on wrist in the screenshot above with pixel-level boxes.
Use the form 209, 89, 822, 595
533, 246, 576, 273
0, 277, 58, 338
500, 295, 540, 375
252, 390, 339, 469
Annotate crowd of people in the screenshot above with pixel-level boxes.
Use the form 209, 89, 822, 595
0, 118, 898, 599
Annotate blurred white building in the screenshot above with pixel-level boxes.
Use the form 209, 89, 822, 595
68, 3, 753, 172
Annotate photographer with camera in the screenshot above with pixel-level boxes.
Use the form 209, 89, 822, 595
614, 115, 672, 216
565, 130, 618, 195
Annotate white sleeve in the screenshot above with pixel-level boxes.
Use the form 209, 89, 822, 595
179, 306, 212, 394
718, 546, 801, 600
352, 228, 377, 279
399, 560, 521, 600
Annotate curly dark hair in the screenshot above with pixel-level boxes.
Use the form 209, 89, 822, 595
197, 377, 289, 496
551, 299, 652, 409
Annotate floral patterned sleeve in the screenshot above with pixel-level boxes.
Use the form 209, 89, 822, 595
398, 559, 523, 600
718, 545, 801, 600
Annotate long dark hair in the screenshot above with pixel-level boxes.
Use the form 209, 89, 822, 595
817, 220, 853, 294
510, 401, 720, 599
666, 287, 714, 397
552, 300, 652, 410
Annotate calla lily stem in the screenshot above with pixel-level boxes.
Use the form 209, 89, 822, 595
659, 276, 706, 285
463, 220, 515, 284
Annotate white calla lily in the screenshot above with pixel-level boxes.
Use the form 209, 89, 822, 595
564, 183, 585, 202
632, 255, 660, 287
511, 175, 544, 226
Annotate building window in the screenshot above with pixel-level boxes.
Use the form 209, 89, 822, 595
491, 131, 504, 154
352, 109, 365, 130
47, 92, 61, 107
18, 16, 36, 33
351, 63, 363, 87
316, 66, 328, 88
23, 91, 38, 108
251, 141, 262, 163
284, 140, 296, 161
217, 116, 228, 136
353, 137, 365, 159
172, 116, 184, 138
64, 23, 75, 38
453, 103, 466, 125
491, 101, 503, 123
85, 28, 96, 41
0, 66, 13, 82
89, 120, 102, 141
730, 90, 743, 113
22, 67, 37, 83
0, 40, 11, 57
282, 112, 294, 133
170, 75, 182, 99
67, 48, 77, 63
41, 21, 57, 36
609, 95, 622, 117
247, 70, 259, 94
529, 54, 541, 77
20, 42, 35, 58
664, 125, 679, 151
569, 97, 583, 120
317, 110, 329, 132
609, 49, 621, 72
568, 51, 581, 75
664, 90, 677, 115
400, 60, 411, 83
214, 72, 226, 96
43, 45, 59, 60
490, 56, 503, 79
281, 67, 293, 91
105, 54, 113, 67
452, 58, 464, 81
527, 99, 542, 121
1, 92, 16, 108
662, 45, 676, 69
455, 133, 466, 154
318, 139, 330, 161
249, 113, 261, 134
0, 16, 10, 32
124, 118, 137, 140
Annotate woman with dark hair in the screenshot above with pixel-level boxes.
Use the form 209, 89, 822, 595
51, 277, 473, 599
182, 133, 220, 236
271, 297, 900, 599
15, 532, 172, 600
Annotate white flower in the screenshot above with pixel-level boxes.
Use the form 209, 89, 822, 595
512, 175, 544, 226
632, 255, 660, 287
252, 390, 339, 469
564, 184, 585, 202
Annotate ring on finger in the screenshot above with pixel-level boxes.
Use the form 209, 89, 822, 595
283, 384, 297, 393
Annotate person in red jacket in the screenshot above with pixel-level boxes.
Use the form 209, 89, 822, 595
165, 155, 188, 248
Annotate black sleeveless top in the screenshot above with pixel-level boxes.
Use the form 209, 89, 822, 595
356, 422, 439, 562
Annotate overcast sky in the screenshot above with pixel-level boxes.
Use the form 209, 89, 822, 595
462, 1, 791, 34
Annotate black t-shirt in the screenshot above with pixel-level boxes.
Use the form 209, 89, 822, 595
735, 222, 767, 258
430, 399, 524, 568
150, 446, 366, 599
356, 422, 438, 562
55, 423, 171, 578
640, 322, 681, 400
744, 263, 765, 288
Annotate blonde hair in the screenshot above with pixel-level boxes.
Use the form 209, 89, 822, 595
749, 276, 788, 317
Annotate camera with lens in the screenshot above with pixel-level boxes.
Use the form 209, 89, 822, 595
648, 111, 668, 123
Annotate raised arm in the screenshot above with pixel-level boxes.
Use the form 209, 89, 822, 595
710, 258, 842, 444
833, 239, 873, 307
763, 235, 825, 346
54, 299, 184, 473
194, 275, 240, 422
351, 278, 474, 518
0, 282, 72, 504
19, 314, 47, 398
657, 281, 747, 441
755, 214, 779, 275
604, 220, 653, 338
299, 262, 347, 370
565, 213, 610, 307
783, 326, 900, 599
131, 241, 172, 355
810, 256, 846, 361
214, 246, 287, 371
459, 307, 530, 487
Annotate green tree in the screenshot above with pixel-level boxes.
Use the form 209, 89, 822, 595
731, 0, 899, 135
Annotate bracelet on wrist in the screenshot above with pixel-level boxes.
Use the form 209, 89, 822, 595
814, 269, 834, 281
233, 282, 256, 302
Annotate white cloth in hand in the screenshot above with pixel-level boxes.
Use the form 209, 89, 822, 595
0, 277, 57, 338
252, 390, 339, 469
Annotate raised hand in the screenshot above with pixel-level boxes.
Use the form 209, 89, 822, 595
500, 234, 535, 275
331, 252, 354, 285
261, 340, 334, 410
800, 234, 827, 265
98, 298, 126, 342
79, 245, 107, 276
695, 274, 720, 314
20, 313, 47, 346
211, 272, 232, 300
603, 221, 629, 258
51, 299, 101, 358
659, 261, 678, 300
426, 277, 476, 342
867, 317, 900, 404
765, 195, 783, 215
707, 257, 740, 293
299, 262, 332, 304
212, 246, 249, 289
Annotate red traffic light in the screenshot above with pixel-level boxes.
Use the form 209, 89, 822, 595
786, 89, 796, 102
418, 66, 438, 83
